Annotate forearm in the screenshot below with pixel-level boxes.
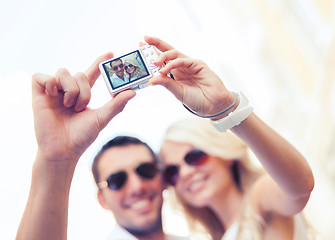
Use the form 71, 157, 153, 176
231, 113, 314, 198
16, 151, 77, 240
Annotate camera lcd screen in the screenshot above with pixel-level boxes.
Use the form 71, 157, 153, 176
101, 50, 150, 90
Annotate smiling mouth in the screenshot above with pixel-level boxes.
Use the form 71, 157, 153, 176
131, 199, 151, 210
127, 193, 156, 213
187, 176, 208, 193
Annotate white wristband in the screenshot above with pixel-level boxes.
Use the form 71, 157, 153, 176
211, 92, 253, 132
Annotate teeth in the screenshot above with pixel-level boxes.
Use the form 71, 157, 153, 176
132, 199, 150, 210
189, 179, 204, 191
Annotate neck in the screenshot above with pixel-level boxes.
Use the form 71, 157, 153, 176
132, 226, 166, 240
208, 184, 243, 229
126, 218, 166, 240
136, 231, 166, 240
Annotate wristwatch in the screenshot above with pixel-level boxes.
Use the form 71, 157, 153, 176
211, 91, 253, 132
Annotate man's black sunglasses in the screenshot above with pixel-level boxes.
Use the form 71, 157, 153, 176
98, 162, 159, 191
112, 64, 124, 71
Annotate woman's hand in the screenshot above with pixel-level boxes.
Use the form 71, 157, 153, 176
144, 36, 236, 118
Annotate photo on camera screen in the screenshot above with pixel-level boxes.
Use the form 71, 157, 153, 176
101, 50, 150, 90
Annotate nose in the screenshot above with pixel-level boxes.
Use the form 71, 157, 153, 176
178, 162, 196, 181
125, 172, 148, 195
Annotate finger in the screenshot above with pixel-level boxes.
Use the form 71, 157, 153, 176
144, 36, 175, 53
148, 74, 184, 102
32, 73, 58, 98
154, 50, 182, 65
159, 58, 198, 75
95, 90, 136, 129
139, 41, 147, 47
160, 58, 205, 75
55, 68, 79, 108
73, 72, 91, 112
85, 52, 114, 87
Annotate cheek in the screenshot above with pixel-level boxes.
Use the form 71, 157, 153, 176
175, 183, 184, 196
205, 161, 230, 185
103, 191, 124, 211
207, 168, 234, 200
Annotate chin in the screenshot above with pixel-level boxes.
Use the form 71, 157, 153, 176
188, 199, 207, 208
127, 216, 162, 235
186, 192, 213, 208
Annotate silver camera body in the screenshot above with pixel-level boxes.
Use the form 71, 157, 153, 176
99, 45, 161, 97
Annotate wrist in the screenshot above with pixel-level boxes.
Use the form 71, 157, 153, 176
35, 148, 79, 173
210, 91, 253, 132
210, 92, 240, 121
183, 92, 239, 119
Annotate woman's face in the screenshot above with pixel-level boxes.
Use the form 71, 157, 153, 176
125, 62, 135, 74
161, 140, 233, 208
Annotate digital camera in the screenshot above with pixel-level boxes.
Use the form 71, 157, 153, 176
99, 45, 162, 97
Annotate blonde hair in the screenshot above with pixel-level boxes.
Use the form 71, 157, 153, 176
123, 56, 140, 68
162, 117, 263, 239
162, 117, 317, 240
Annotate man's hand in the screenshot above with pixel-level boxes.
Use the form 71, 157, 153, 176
16, 53, 136, 240
32, 53, 136, 165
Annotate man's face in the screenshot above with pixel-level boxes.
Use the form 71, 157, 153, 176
111, 60, 124, 78
97, 144, 164, 233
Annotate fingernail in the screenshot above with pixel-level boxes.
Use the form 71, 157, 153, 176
66, 98, 75, 108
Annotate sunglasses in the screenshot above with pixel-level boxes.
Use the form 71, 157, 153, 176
98, 162, 159, 191
112, 64, 124, 71
163, 149, 207, 186
124, 64, 134, 70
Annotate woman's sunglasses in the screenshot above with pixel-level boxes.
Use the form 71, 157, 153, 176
98, 162, 158, 191
163, 149, 207, 186
124, 64, 134, 70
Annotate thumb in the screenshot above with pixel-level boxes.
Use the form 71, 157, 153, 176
95, 90, 136, 129
149, 74, 183, 101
